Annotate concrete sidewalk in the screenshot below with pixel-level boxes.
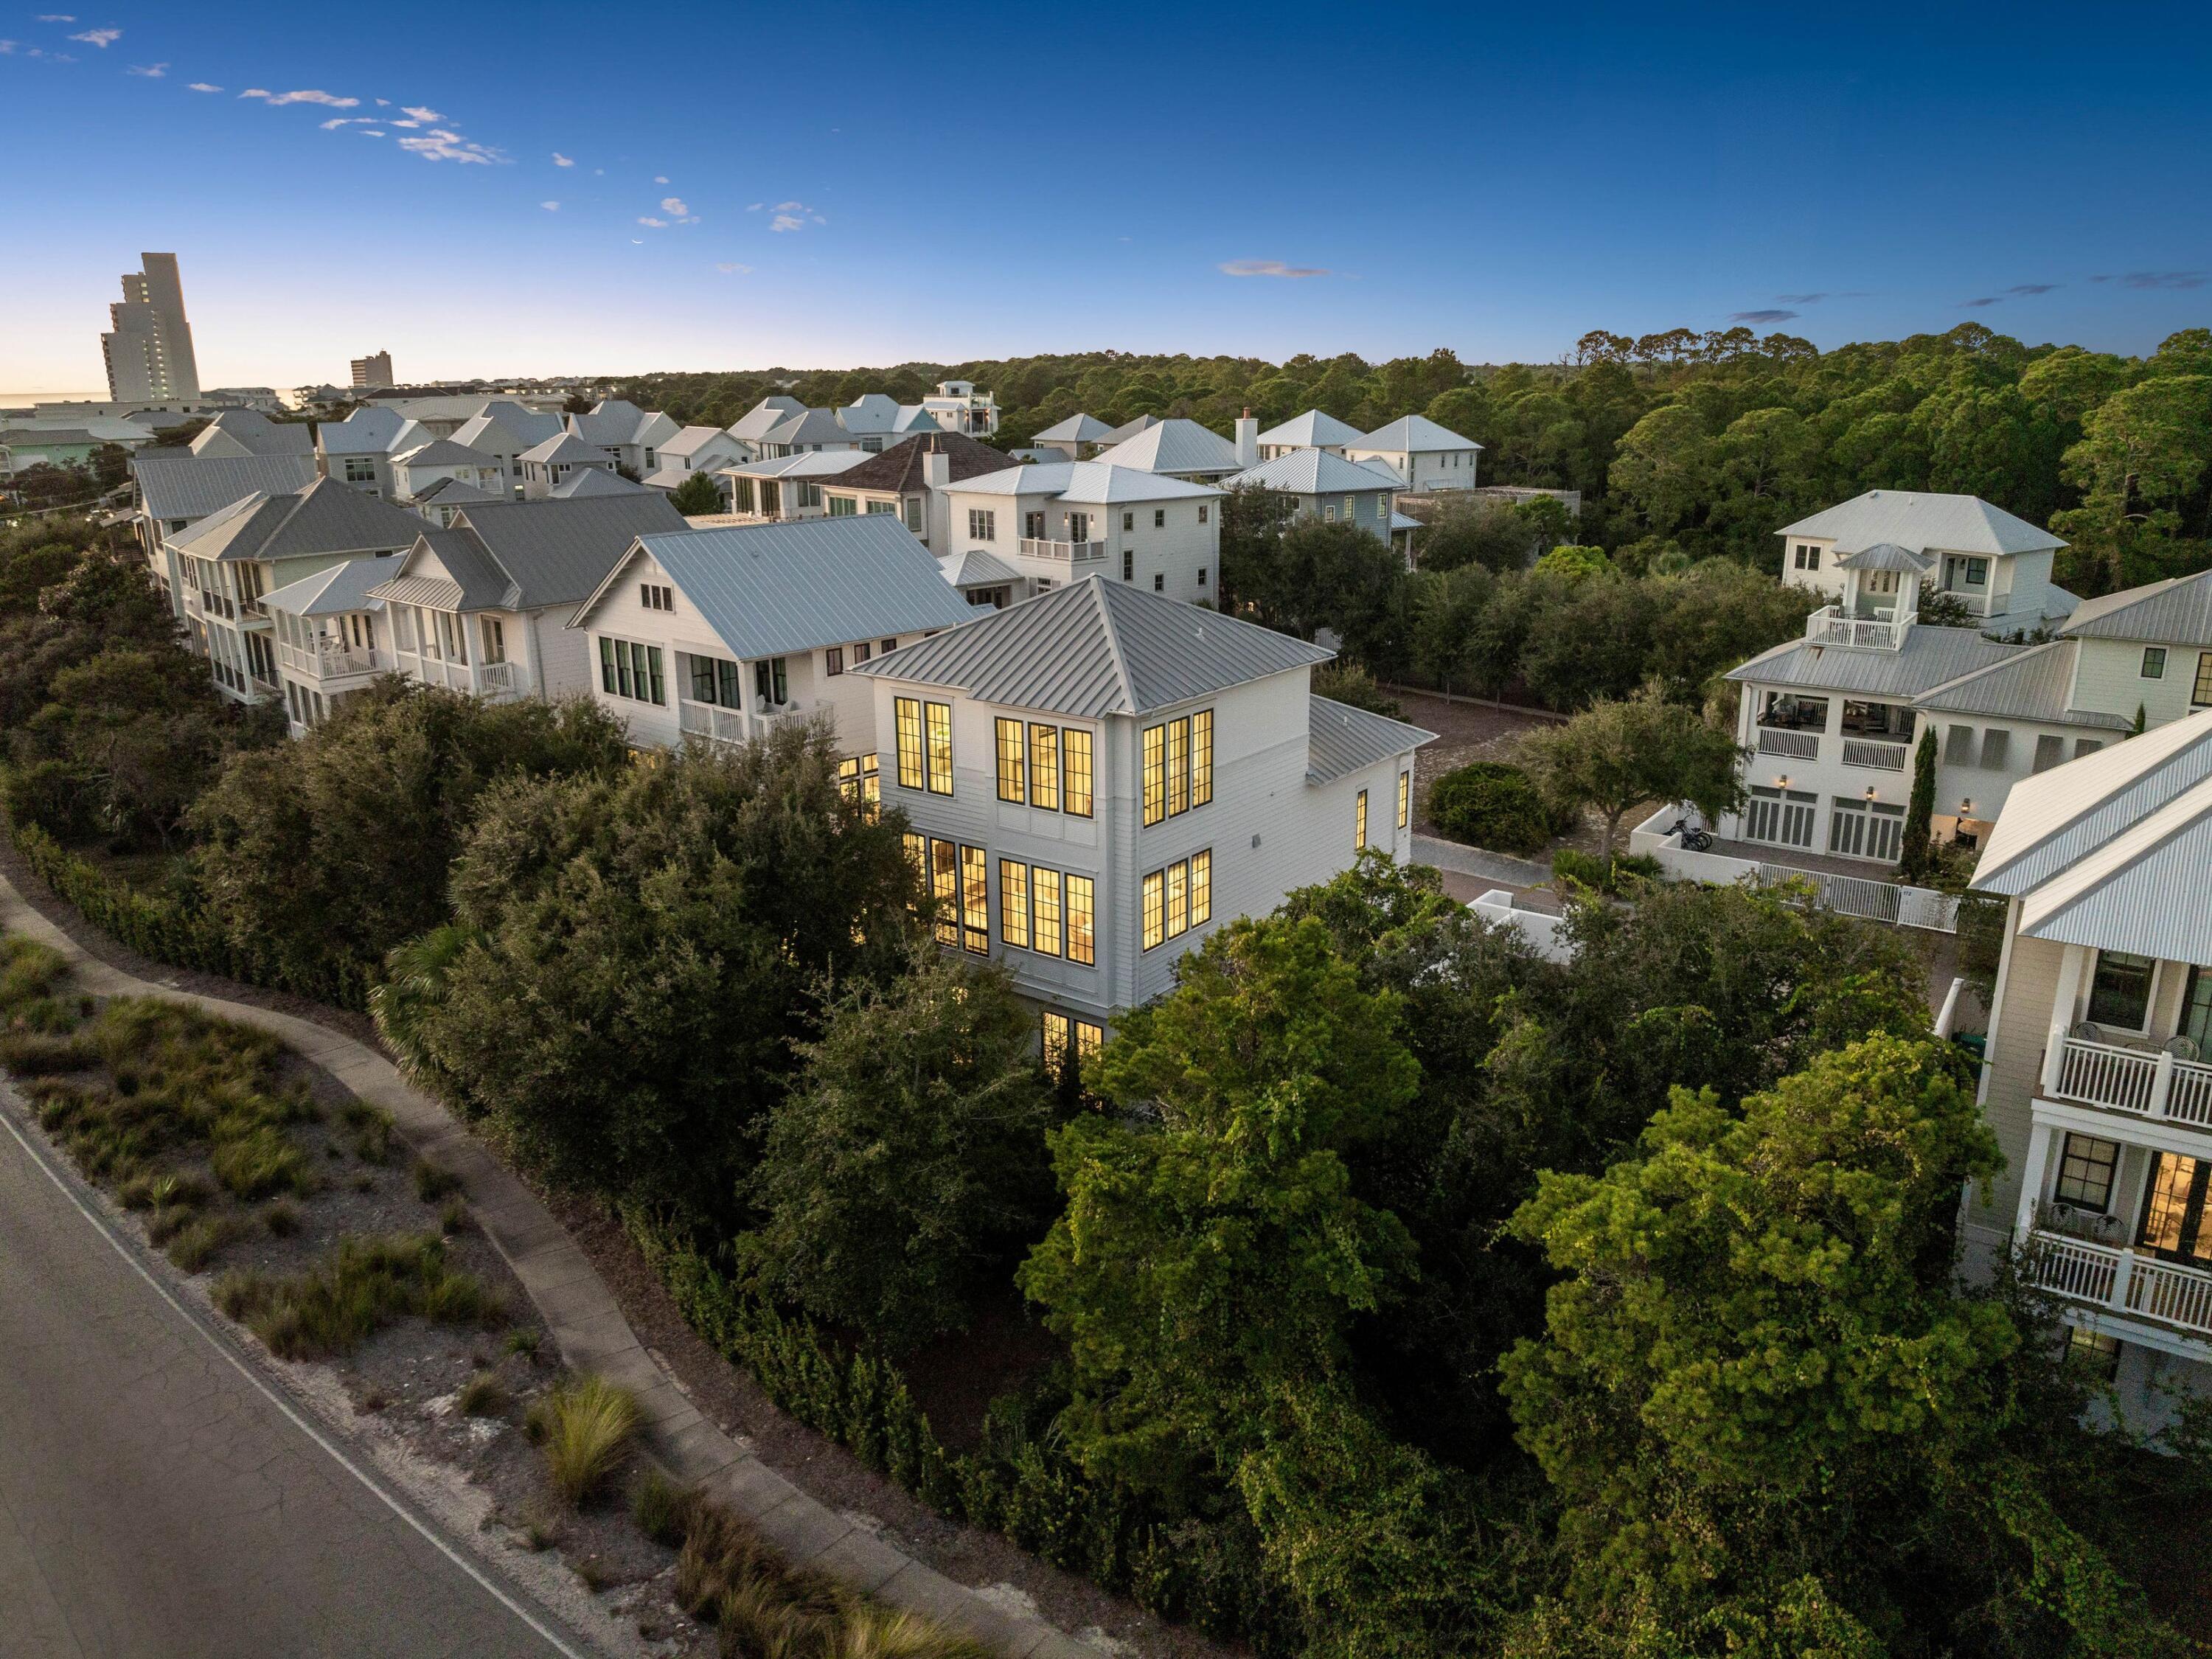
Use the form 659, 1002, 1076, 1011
0, 874, 1099, 1659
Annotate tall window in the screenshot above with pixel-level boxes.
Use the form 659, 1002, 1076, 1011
894, 698, 925, 790
995, 717, 1026, 803
2138, 1152, 2212, 1265
1142, 709, 1211, 826
479, 615, 506, 664
1142, 723, 1166, 826
2195, 652, 2212, 709
1166, 717, 1191, 817
1141, 870, 1164, 950
968, 508, 996, 541
1397, 770, 1410, 829
689, 654, 740, 708
825, 647, 844, 676
599, 638, 665, 705
1189, 850, 1211, 925
925, 701, 954, 795
1043, 1012, 1105, 1074
1033, 868, 1063, 957
1141, 852, 1210, 950
1355, 789, 1368, 849
754, 656, 788, 706
1063, 728, 1093, 817
960, 846, 989, 955
836, 754, 880, 805
930, 839, 959, 947
1166, 860, 1188, 937
2088, 950, 2154, 1029
1065, 874, 1095, 966
1192, 710, 1212, 806
998, 860, 1031, 949
1029, 725, 1060, 811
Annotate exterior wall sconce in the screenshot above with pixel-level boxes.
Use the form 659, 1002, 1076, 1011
1958, 798, 1974, 815
1775, 774, 1790, 790
1863, 785, 1877, 801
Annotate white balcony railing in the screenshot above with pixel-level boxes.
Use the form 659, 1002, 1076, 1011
1805, 605, 1913, 650
476, 661, 518, 695
2043, 1029, 2212, 1127
276, 639, 386, 679
678, 700, 747, 744
1018, 537, 1107, 564
2026, 1231, 2212, 1342
1756, 728, 1820, 759
1841, 737, 1910, 771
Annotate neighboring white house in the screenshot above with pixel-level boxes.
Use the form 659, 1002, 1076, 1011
1778, 489, 2076, 636
518, 433, 619, 500
726, 396, 808, 461
919, 380, 1000, 438
849, 577, 1433, 1047
566, 398, 681, 476
450, 401, 566, 494
937, 462, 1222, 604
644, 425, 751, 493
1029, 414, 1116, 462
314, 405, 434, 495
756, 407, 870, 459
364, 493, 686, 703
1343, 414, 1481, 492
186, 408, 314, 461
1255, 409, 1365, 462
1225, 448, 1399, 540
717, 449, 872, 522
391, 438, 507, 507
128, 449, 320, 611
1717, 499, 2206, 864
815, 431, 1013, 553
566, 514, 978, 764
1963, 709, 2212, 1430
163, 476, 425, 704
257, 557, 398, 735
1090, 417, 1245, 481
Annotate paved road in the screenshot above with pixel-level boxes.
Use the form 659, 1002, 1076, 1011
0, 1104, 584, 1659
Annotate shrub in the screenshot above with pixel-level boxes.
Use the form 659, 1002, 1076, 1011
528, 1374, 640, 1507
341, 1099, 393, 1164
456, 1370, 508, 1418
1312, 663, 1402, 718
211, 1124, 313, 1200
1551, 847, 1663, 895
262, 1199, 303, 1237
163, 1214, 240, 1272
411, 1158, 464, 1202
631, 1469, 699, 1548
1424, 762, 1568, 856
213, 1233, 504, 1360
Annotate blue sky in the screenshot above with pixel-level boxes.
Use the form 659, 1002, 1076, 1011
5, 1, 2208, 391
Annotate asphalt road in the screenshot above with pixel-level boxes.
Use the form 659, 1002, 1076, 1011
0, 1104, 585, 1659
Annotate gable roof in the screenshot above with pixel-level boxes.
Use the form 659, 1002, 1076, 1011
836, 393, 909, 435
566, 399, 658, 445
133, 451, 321, 521
551, 467, 650, 499
575, 515, 976, 660
450, 406, 564, 453
1914, 638, 2131, 731
1834, 540, 1934, 574
938, 547, 1020, 588
394, 437, 498, 470
1099, 414, 1162, 443
520, 431, 612, 466
164, 476, 430, 563
189, 409, 313, 458
1727, 622, 2024, 698
316, 406, 421, 456
1352, 414, 1479, 453
852, 575, 1331, 718
728, 396, 808, 442
951, 461, 1222, 504
1228, 448, 1402, 495
720, 449, 871, 481
1778, 490, 2064, 557
1306, 695, 1435, 782
827, 431, 1011, 493
259, 554, 403, 617
1090, 417, 1242, 476
412, 476, 504, 507
1032, 413, 1115, 444
1257, 409, 1365, 450
2060, 568, 2212, 647
394, 494, 689, 612
760, 408, 855, 448
662, 425, 739, 460
1976, 712, 2212, 900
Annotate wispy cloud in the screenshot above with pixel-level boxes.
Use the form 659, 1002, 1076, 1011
552, 151, 574, 167
2116, 271, 2207, 290
1775, 293, 1827, 305
359, 128, 384, 137
395, 127, 504, 163
1963, 296, 2004, 308
68, 25, 118, 46
660, 195, 689, 216
755, 199, 826, 232
240, 87, 360, 107
1219, 259, 1330, 279
34, 13, 75, 19
399, 104, 442, 122
2007, 283, 2060, 295
187, 80, 221, 91
1731, 308, 1800, 324
126, 60, 164, 75
636, 215, 668, 228
6, 39, 75, 58
541, 200, 560, 211
0, 40, 15, 52
716, 262, 752, 274
653, 174, 668, 184
320, 115, 370, 128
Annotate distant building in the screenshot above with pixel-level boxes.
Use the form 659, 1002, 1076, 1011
350, 352, 395, 391
101, 254, 201, 402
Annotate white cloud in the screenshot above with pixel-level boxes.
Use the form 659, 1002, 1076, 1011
592, 168, 603, 176
126, 61, 164, 76
390, 119, 420, 128
1218, 258, 1332, 279
540, 201, 560, 210
187, 80, 221, 91
359, 129, 384, 137
660, 196, 688, 215
375, 97, 389, 105
399, 105, 442, 122
552, 152, 574, 167
653, 175, 668, 184
395, 128, 504, 164
715, 262, 753, 275
636, 215, 669, 228
240, 88, 361, 108
748, 202, 763, 211
69, 25, 118, 46
35, 13, 75, 20
769, 214, 803, 232
0, 40, 15, 52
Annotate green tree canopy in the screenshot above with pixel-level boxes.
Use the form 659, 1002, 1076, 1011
1517, 691, 1746, 853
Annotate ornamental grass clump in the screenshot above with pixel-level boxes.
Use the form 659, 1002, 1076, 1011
527, 1374, 640, 1508
214, 1232, 504, 1360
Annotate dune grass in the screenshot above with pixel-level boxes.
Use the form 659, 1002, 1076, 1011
526, 1374, 640, 1508
213, 1232, 505, 1360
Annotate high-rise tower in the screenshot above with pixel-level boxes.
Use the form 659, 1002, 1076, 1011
101, 253, 201, 401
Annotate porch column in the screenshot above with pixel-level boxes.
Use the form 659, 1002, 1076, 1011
2051, 943, 2091, 1037
2014, 1124, 2056, 1242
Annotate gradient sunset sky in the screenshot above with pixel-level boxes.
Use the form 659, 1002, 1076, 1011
5, 0, 2208, 391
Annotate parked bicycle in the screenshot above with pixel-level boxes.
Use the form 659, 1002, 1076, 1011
1666, 817, 1714, 852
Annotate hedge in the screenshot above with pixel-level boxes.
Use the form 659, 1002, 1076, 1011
1424, 761, 1569, 856
7, 818, 370, 1012
624, 1208, 1293, 1652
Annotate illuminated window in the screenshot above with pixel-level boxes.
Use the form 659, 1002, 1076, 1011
1192, 710, 1212, 807
960, 845, 990, 954
999, 859, 1030, 949
1141, 870, 1164, 949
1065, 874, 1095, 965
930, 839, 959, 946
1074, 1018, 1103, 1060
1062, 728, 1093, 817
1166, 860, 1188, 938
1355, 789, 1368, 849
925, 701, 953, 795
1397, 771, 1409, 829
1166, 717, 1190, 816
1042, 1011, 1070, 1070
995, 717, 1026, 803
836, 754, 880, 806
1033, 867, 1063, 957
1029, 724, 1060, 811
1142, 723, 1165, 825
1190, 849, 1211, 925
894, 698, 924, 790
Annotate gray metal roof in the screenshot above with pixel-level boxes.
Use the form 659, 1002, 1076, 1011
938, 547, 1020, 588
1305, 695, 1434, 782
852, 575, 1332, 719
164, 476, 429, 563
953, 461, 1221, 504
1727, 623, 2023, 698
451, 406, 563, 453
2061, 569, 2212, 647
1100, 414, 1162, 443
372, 573, 470, 611
582, 515, 976, 661
445, 495, 686, 611
728, 397, 807, 442
259, 554, 402, 616
550, 467, 650, 498
1257, 409, 1366, 450
394, 437, 498, 469
1032, 413, 1114, 443
1351, 414, 1479, 453
661, 425, 737, 459
411, 476, 502, 506
1914, 639, 2132, 731
316, 406, 420, 456
1090, 418, 1243, 476
1227, 448, 1399, 496
1834, 540, 1933, 574
566, 399, 653, 445
189, 410, 313, 458
760, 408, 855, 448
133, 452, 319, 521
1779, 490, 2063, 556
520, 432, 611, 466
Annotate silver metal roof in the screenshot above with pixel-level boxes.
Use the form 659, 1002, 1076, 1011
1728, 624, 2023, 698
164, 476, 429, 563
1305, 695, 1434, 782
1779, 489, 2063, 556
133, 452, 319, 521
583, 515, 976, 661
2061, 568, 2212, 647
1227, 448, 1399, 496
446, 495, 686, 611
1350, 414, 1480, 453
852, 576, 1333, 719
372, 574, 468, 611
1090, 418, 1243, 476
1032, 412, 1114, 443
1975, 713, 2212, 901
519, 432, 610, 465
1914, 639, 2132, 731
394, 437, 497, 469
550, 467, 650, 499
259, 554, 402, 616
1834, 540, 1934, 574
952, 461, 1221, 504
938, 547, 1020, 588
1256, 409, 1365, 450
728, 397, 807, 442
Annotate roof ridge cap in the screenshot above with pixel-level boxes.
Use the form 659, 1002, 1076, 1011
1091, 579, 1140, 714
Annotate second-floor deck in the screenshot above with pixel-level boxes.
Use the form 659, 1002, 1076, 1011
1018, 537, 1107, 566
2042, 1029, 2212, 1130
2024, 1228, 2212, 1346
1804, 605, 1914, 651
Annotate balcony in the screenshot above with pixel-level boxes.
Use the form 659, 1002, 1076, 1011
1804, 605, 1913, 651
679, 700, 748, 745
1841, 737, 1910, 771
2024, 1230, 2212, 1344
1755, 728, 1820, 760
2043, 1030, 2212, 1129
276, 639, 388, 681
1018, 537, 1107, 565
